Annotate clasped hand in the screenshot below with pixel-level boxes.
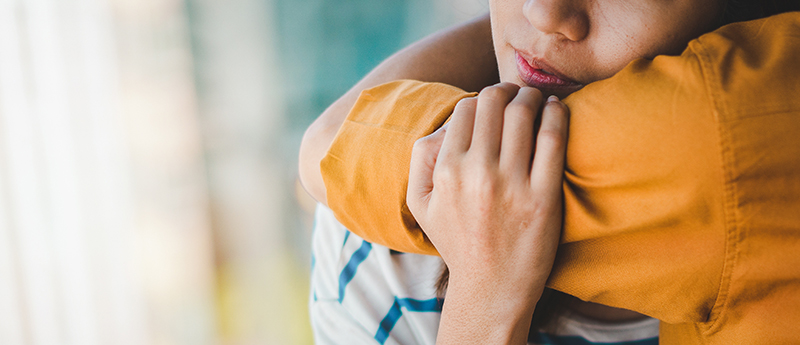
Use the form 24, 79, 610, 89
407, 83, 569, 327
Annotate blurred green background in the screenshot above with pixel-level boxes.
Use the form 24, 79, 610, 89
0, 0, 485, 344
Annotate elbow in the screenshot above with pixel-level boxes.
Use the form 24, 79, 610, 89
298, 117, 334, 205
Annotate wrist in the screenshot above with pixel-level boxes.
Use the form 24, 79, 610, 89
444, 258, 552, 304
446, 270, 546, 313
436, 277, 542, 345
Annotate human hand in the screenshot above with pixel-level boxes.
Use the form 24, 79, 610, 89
407, 83, 569, 344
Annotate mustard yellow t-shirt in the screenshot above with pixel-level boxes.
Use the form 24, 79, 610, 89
321, 13, 800, 344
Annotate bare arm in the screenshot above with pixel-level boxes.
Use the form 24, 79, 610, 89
298, 14, 498, 204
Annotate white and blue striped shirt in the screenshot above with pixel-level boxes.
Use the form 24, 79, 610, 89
309, 205, 659, 345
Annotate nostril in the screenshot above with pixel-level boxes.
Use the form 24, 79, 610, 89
523, 0, 589, 42
562, 12, 589, 42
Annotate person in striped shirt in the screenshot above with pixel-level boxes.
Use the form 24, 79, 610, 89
300, 1, 800, 344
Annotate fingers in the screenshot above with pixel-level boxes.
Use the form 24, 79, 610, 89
499, 87, 543, 176
407, 124, 448, 219
438, 97, 477, 162
530, 96, 569, 198
471, 83, 519, 159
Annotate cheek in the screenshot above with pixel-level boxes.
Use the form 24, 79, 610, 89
494, 41, 524, 85
593, 0, 722, 60
586, 4, 717, 80
589, 7, 652, 64
494, 47, 517, 84
490, 1, 524, 84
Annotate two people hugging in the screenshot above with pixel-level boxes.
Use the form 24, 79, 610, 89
300, 0, 800, 344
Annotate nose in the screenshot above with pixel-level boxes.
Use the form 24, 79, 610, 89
523, 0, 589, 42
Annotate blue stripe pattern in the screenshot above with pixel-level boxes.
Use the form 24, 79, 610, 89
342, 230, 351, 247
374, 297, 443, 344
310, 216, 317, 273
529, 332, 658, 345
337, 240, 372, 303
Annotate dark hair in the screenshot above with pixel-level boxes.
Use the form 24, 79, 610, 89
721, 0, 800, 25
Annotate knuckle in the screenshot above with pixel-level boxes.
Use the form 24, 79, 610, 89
530, 199, 553, 219
453, 98, 477, 119
479, 85, 512, 103
497, 82, 521, 93
537, 129, 568, 151
432, 163, 457, 186
523, 86, 544, 99
413, 136, 433, 150
411, 138, 432, 156
516, 87, 544, 106
467, 167, 499, 198
545, 99, 569, 114
473, 180, 497, 201
455, 97, 478, 109
505, 101, 535, 118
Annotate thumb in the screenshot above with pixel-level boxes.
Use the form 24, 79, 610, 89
407, 123, 447, 220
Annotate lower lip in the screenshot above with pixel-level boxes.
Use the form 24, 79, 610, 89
515, 52, 580, 90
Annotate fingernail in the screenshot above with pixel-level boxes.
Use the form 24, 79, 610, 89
547, 95, 560, 103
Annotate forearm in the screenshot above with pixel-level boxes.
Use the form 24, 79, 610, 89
298, 13, 498, 204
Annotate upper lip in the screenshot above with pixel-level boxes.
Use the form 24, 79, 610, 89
515, 49, 580, 85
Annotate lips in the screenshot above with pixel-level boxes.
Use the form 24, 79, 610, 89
515, 51, 581, 91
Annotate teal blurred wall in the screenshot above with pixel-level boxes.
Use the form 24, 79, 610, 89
275, 0, 413, 129
0, 0, 484, 344
273, 0, 486, 130
183, 0, 486, 343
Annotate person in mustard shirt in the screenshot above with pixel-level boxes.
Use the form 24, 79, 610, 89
299, 2, 800, 345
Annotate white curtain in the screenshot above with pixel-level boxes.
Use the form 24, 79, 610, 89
0, 0, 217, 344
0, 0, 145, 344
0, 0, 490, 343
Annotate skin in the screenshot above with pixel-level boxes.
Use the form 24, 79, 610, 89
299, 0, 725, 343
298, 14, 498, 204
492, 0, 723, 97
408, 86, 568, 344
410, 0, 724, 343
300, 0, 725, 201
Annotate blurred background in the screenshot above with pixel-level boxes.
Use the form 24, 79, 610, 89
0, 0, 486, 344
